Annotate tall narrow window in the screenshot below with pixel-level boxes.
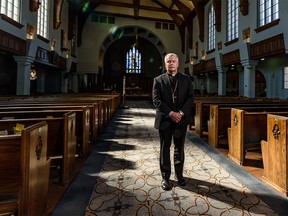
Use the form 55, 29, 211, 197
208, 4, 215, 51
227, 0, 238, 42
259, 0, 279, 27
0, 0, 20, 22
284, 67, 288, 89
126, 46, 142, 74
37, 0, 48, 38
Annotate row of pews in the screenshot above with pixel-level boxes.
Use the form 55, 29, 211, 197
0, 93, 121, 216
191, 96, 288, 197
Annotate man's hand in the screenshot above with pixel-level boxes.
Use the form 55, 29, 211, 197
169, 111, 182, 123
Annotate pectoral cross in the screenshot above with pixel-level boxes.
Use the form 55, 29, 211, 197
172, 94, 177, 104
171, 79, 178, 104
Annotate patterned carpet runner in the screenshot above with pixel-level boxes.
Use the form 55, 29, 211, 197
84, 101, 278, 216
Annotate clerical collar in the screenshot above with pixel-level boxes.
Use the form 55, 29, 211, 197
167, 72, 177, 77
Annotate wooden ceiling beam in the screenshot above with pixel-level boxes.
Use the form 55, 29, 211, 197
95, 0, 181, 14
213, 0, 221, 32
133, 0, 139, 19
191, 0, 210, 42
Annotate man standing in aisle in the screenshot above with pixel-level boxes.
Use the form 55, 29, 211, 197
152, 53, 194, 190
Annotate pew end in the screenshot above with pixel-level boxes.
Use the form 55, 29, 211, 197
0, 121, 50, 216
19, 121, 51, 216
228, 108, 267, 166
262, 114, 288, 197
261, 140, 269, 180
208, 105, 231, 148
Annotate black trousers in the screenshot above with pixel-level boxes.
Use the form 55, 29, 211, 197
159, 124, 187, 180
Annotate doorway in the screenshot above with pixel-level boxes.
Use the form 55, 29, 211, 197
255, 70, 266, 97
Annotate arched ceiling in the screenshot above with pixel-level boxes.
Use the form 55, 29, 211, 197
67, 0, 211, 53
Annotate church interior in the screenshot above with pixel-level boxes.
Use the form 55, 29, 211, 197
0, 0, 288, 215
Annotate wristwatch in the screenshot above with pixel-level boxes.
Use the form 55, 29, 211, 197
179, 110, 184, 116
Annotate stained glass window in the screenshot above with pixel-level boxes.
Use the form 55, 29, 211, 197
126, 46, 142, 74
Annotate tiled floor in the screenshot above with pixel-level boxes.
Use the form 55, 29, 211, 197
52, 100, 288, 216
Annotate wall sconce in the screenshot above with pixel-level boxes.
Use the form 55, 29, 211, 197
51, 39, 56, 51
201, 49, 206, 60
26, 23, 35, 39
242, 27, 251, 43
30, 69, 37, 80
65, 49, 70, 59
189, 56, 194, 65
192, 42, 198, 59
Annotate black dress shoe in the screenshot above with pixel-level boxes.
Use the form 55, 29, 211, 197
176, 176, 185, 186
161, 179, 171, 190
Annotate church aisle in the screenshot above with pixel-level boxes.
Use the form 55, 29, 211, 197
52, 100, 288, 216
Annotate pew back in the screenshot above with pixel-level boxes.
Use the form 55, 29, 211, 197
228, 108, 288, 165
195, 100, 288, 137
0, 103, 99, 143
0, 107, 90, 158
208, 104, 288, 147
0, 112, 76, 184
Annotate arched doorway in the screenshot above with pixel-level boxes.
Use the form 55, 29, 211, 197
255, 70, 266, 97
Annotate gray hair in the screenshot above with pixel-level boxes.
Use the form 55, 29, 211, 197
164, 53, 179, 63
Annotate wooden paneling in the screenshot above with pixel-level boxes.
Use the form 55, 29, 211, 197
222, 50, 240, 66
0, 29, 26, 55
205, 58, 216, 72
36, 47, 66, 69
36, 47, 50, 63
193, 60, 205, 75
250, 34, 285, 60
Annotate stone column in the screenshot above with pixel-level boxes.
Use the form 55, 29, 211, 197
241, 60, 258, 98
217, 66, 228, 96
14, 56, 35, 95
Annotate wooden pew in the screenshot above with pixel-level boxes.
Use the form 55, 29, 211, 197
0, 112, 76, 185
4, 93, 120, 124
227, 108, 288, 166
0, 108, 90, 158
208, 104, 288, 148
0, 102, 101, 144
0, 93, 122, 135
261, 114, 288, 196
0, 103, 96, 136
194, 99, 288, 137
0, 93, 122, 145
0, 121, 50, 216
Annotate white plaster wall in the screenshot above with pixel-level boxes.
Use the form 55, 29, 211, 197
193, 0, 288, 98
0, 0, 71, 59
77, 16, 185, 74
200, 0, 288, 65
